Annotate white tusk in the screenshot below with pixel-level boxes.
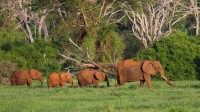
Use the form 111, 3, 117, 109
67, 69, 70, 74
161, 75, 167, 80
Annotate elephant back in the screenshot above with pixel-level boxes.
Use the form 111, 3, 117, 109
11, 70, 29, 84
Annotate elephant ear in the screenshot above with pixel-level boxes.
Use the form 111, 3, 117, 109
59, 73, 68, 82
142, 61, 156, 75
29, 69, 38, 80
94, 71, 105, 81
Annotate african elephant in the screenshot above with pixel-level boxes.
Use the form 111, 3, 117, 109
11, 69, 43, 87
47, 72, 73, 88
117, 60, 175, 88
77, 69, 110, 88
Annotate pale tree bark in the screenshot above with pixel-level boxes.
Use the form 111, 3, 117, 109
1, 0, 51, 42
59, 38, 117, 76
98, 0, 125, 25
178, 0, 200, 36
38, 9, 48, 40
72, 0, 125, 28
122, 0, 187, 48
18, 0, 34, 43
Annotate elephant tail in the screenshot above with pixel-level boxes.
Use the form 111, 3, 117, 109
76, 76, 80, 88
40, 78, 44, 87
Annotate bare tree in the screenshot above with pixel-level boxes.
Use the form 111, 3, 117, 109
17, 0, 34, 43
0, 0, 52, 43
98, 0, 125, 25
59, 38, 117, 76
70, 0, 125, 28
121, 0, 187, 48
178, 0, 200, 36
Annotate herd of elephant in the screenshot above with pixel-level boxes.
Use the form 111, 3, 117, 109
10, 60, 175, 89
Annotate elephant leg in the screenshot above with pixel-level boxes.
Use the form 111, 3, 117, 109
27, 79, 32, 87
118, 75, 125, 86
77, 81, 81, 88
144, 74, 152, 89
60, 81, 66, 87
48, 84, 53, 88
77, 80, 84, 87
47, 79, 53, 88
11, 78, 16, 86
92, 80, 99, 88
139, 80, 145, 88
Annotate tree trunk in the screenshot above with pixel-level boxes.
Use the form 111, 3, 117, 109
195, 14, 199, 36
42, 23, 49, 40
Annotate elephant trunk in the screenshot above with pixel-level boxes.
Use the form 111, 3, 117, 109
159, 69, 175, 87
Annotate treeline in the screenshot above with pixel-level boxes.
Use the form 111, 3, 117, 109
0, 0, 200, 80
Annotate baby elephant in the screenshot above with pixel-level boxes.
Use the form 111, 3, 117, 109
77, 69, 110, 88
11, 69, 43, 87
47, 72, 73, 88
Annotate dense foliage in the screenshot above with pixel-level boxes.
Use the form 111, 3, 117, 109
0, 0, 200, 81
134, 30, 200, 80
0, 28, 61, 75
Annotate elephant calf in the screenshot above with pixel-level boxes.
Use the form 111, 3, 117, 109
47, 72, 73, 88
77, 69, 110, 88
11, 69, 43, 87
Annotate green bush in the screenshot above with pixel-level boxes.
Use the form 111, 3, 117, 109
134, 30, 200, 80
0, 37, 61, 76
81, 23, 125, 62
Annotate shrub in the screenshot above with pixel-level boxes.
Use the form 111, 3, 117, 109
0, 61, 17, 85
134, 30, 200, 80
0, 38, 61, 76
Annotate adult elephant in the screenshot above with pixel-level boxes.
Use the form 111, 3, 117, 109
47, 72, 73, 88
117, 60, 175, 88
11, 69, 43, 87
77, 69, 110, 88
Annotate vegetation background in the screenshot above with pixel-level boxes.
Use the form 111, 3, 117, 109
0, 0, 200, 80
0, 0, 200, 111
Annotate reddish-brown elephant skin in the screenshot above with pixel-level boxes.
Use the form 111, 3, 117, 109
77, 69, 110, 88
11, 69, 43, 87
47, 72, 73, 88
117, 60, 175, 89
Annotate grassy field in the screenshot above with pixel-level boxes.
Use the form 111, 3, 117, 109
0, 79, 200, 112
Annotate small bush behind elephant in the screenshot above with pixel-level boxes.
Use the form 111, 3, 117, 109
77, 69, 110, 88
47, 72, 73, 88
0, 61, 17, 85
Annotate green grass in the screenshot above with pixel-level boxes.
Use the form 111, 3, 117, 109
0, 80, 200, 112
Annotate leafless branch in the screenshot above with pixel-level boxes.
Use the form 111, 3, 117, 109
122, 0, 187, 48
59, 38, 117, 76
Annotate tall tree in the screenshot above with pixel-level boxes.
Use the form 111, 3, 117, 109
122, 0, 186, 48
0, 0, 53, 43
179, 0, 200, 36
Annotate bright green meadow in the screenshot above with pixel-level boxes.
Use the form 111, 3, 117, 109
0, 80, 200, 112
